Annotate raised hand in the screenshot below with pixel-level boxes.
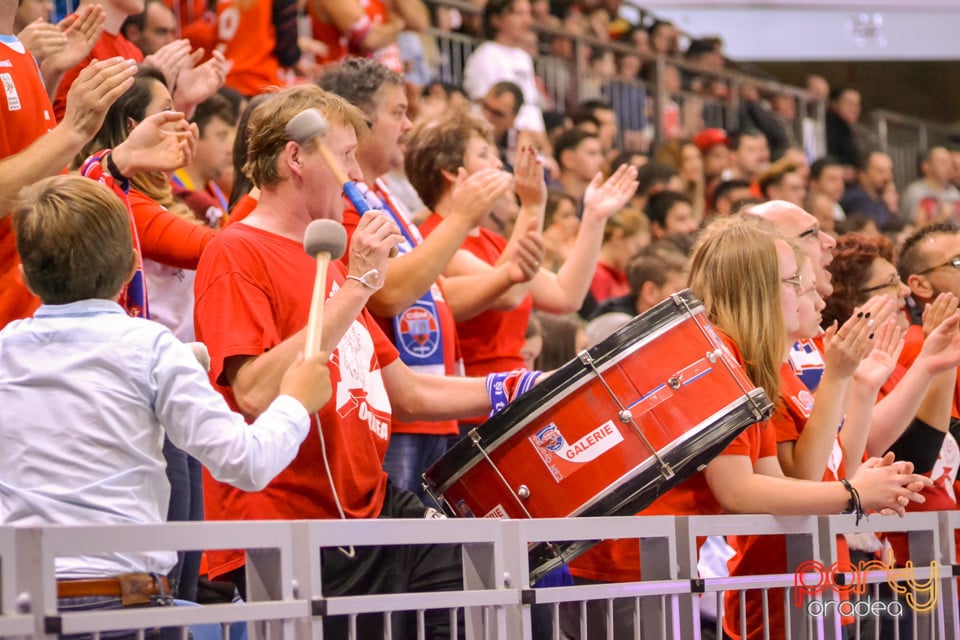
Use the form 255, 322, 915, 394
582, 163, 639, 222
915, 293, 960, 374
852, 319, 903, 391
142, 39, 193, 89
822, 295, 894, 377
62, 56, 138, 141
111, 111, 199, 175
43, 5, 105, 73
922, 291, 959, 338
513, 146, 547, 209
448, 167, 514, 229
19, 19, 66, 62
347, 210, 404, 290
173, 50, 231, 114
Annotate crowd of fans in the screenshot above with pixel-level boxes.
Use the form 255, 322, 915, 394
2, 0, 960, 638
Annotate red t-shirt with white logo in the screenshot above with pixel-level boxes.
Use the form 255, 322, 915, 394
194, 222, 398, 579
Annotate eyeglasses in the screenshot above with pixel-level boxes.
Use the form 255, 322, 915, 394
917, 256, 960, 275
781, 273, 804, 291
859, 274, 903, 294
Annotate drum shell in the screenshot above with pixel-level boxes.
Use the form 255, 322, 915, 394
424, 290, 771, 523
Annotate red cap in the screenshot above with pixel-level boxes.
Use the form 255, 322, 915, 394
693, 128, 729, 152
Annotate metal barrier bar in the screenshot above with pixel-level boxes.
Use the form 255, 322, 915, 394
5, 513, 960, 640
0, 526, 34, 637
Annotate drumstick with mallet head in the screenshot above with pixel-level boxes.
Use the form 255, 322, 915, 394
285, 108, 374, 216
302, 219, 348, 358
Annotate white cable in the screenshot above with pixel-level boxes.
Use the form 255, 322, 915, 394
314, 411, 356, 559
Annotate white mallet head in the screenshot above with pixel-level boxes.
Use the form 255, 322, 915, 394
286, 108, 329, 145
304, 219, 348, 261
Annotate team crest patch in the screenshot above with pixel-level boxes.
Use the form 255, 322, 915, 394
398, 305, 440, 359
534, 424, 565, 452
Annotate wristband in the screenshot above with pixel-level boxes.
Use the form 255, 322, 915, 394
840, 478, 864, 525
485, 369, 542, 417
105, 151, 131, 193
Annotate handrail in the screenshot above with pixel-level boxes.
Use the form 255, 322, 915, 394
3, 512, 959, 640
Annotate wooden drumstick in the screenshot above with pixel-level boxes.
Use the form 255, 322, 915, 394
303, 219, 348, 358
286, 108, 373, 216
286, 108, 398, 257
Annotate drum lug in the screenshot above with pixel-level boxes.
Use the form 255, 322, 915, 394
668, 375, 681, 390
706, 349, 721, 363
618, 409, 632, 423
517, 485, 531, 500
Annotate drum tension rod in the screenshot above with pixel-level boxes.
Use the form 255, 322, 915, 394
468, 428, 537, 520
577, 350, 675, 481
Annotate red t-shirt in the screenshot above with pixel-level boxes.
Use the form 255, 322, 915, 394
568, 333, 778, 583
194, 222, 399, 579
724, 364, 851, 640
53, 32, 143, 122
419, 213, 532, 377
0, 36, 57, 327
177, 0, 283, 96
341, 193, 459, 437
589, 261, 630, 305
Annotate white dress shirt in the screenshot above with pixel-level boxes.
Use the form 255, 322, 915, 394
0, 299, 310, 578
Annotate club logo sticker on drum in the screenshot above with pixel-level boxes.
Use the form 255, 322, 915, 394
530, 420, 625, 482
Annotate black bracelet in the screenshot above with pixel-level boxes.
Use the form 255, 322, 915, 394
840, 478, 864, 525
105, 152, 131, 193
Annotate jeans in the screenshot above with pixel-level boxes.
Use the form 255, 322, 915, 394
163, 436, 204, 601
382, 433, 450, 503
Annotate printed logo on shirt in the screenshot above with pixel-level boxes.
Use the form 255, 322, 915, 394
332, 319, 392, 441
529, 420, 624, 482
1, 73, 21, 111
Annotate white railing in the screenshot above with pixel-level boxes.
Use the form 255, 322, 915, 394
4, 511, 960, 640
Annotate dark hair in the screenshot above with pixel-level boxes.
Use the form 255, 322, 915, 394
611, 150, 648, 174
191, 92, 236, 136
554, 127, 598, 166
626, 246, 687, 294
78, 66, 168, 167
483, 0, 518, 39
685, 36, 723, 59
534, 312, 584, 371
713, 179, 752, 203
897, 221, 959, 281
229, 93, 271, 210
318, 57, 405, 116
645, 190, 692, 229
489, 81, 524, 114
14, 176, 134, 304
810, 156, 843, 181
728, 128, 765, 151
828, 86, 857, 103
823, 233, 893, 327
635, 161, 679, 197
